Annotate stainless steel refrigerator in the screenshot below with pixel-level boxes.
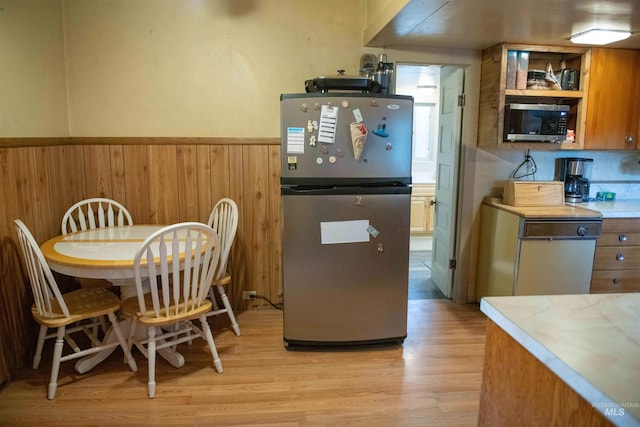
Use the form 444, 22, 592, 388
280, 93, 413, 348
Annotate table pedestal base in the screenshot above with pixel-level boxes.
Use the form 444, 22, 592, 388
75, 318, 185, 374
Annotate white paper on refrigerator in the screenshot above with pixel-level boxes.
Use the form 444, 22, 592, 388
317, 105, 338, 144
286, 127, 305, 154
320, 220, 370, 244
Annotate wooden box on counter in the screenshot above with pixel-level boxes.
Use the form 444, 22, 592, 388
503, 181, 564, 207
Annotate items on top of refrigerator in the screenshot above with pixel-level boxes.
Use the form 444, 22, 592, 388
305, 70, 379, 93
372, 54, 395, 95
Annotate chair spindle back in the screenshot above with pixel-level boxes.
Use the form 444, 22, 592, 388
14, 220, 69, 318
61, 198, 133, 235
207, 198, 238, 281
133, 222, 221, 319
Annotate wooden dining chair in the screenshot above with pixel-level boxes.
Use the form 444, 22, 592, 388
121, 222, 223, 398
14, 220, 138, 399
61, 197, 134, 327
61, 197, 133, 235
205, 198, 241, 336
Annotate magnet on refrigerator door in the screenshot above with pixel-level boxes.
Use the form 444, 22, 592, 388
353, 108, 364, 123
287, 156, 298, 170
350, 121, 368, 161
373, 124, 389, 137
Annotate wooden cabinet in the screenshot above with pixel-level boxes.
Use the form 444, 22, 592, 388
478, 43, 590, 150
583, 48, 640, 150
410, 184, 435, 234
591, 218, 640, 293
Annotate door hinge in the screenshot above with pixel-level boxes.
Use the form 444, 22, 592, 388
449, 259, 457, 269
457, 94, 465, 107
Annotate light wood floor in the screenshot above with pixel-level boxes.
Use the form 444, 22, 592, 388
0, 300, 487, 426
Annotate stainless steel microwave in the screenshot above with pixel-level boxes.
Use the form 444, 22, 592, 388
504, 103, 570, 142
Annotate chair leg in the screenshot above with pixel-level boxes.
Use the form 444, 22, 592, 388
128, 317, 138, 351
199, 314, 223, 373
33, 325, 48, 369
47, 327, 66, 400
106, 311, 137, 372
171, 323, 188, 349
90, 319, 99, 341
147, 327, 156, 398
208, 287, 220, 311
218, 285, 241, 336
98, 315, 108, 336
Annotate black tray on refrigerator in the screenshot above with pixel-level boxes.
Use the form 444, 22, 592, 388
305, 72, 380, 93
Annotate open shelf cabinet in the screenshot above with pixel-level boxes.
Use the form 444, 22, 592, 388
478, 43, 591, 150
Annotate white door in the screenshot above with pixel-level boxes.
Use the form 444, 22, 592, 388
430, 66, 464, 298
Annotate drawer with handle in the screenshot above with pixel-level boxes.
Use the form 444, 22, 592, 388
600, 218, 640, 233
597, 231, 640, 246
590, 269, 640, 293
590, 218, 640, 293
593, 245, 640, 270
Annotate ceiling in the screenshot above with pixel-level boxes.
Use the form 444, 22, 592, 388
367, 0, 640, 50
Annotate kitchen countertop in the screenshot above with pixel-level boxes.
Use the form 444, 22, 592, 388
572, 200, 640, 218
483, 197, 602, 219
481, 293, 640, 426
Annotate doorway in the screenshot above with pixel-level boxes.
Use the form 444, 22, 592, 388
396, 63, 465, 300
408, 235, 441, 299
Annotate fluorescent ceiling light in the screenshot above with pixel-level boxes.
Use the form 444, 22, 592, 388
570, 29, 631, 45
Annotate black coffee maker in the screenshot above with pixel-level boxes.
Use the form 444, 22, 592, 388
555, 157, 593, 203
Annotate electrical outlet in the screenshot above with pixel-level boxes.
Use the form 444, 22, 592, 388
242, 290, 257, 300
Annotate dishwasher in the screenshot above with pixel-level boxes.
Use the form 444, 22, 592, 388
476, 200, 602, 297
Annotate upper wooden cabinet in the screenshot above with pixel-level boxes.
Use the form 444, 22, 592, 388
583, 48, 640, 150
478, 43, 590, 150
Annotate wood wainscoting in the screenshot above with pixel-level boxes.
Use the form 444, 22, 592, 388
0, 137, 281, 385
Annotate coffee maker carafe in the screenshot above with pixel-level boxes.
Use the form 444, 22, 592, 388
554, 157, 593, 203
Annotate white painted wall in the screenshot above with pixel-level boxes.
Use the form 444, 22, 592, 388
0, 0, 373, 137
0, 0, 68, 137
63, 0, 369, 136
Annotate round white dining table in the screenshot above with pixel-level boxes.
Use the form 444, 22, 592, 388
41, 225, 165, 292
40, 225, 186, 373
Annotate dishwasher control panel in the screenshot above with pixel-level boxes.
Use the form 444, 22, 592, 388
519, 219, 602, 240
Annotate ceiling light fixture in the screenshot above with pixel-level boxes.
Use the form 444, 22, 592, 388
570, 29, 631, 45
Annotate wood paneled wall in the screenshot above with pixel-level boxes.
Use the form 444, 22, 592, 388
0, 138, 282, 385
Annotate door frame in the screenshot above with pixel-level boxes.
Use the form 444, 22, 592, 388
396, 61, 471, 303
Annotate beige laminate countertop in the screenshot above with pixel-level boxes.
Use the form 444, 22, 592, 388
571, 200, 640, 218
481, 293, 640, 427
483, 197, 602, 219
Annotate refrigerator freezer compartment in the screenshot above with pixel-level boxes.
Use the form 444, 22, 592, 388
280, 93, 413, 181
